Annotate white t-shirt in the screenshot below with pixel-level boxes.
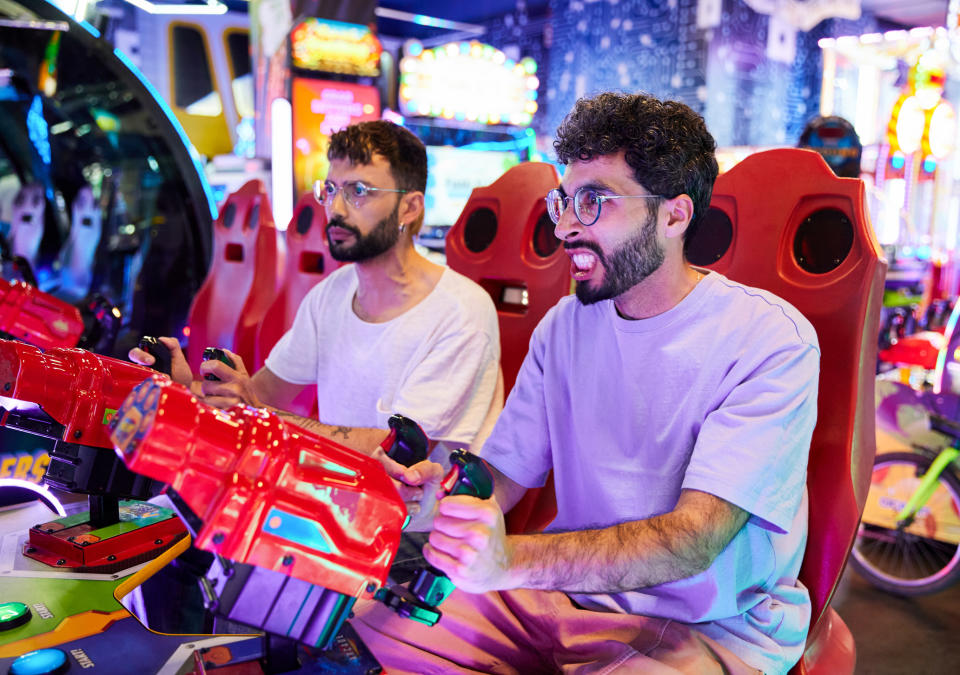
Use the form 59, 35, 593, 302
481, 271, 820, 674
265, 265, 500, 446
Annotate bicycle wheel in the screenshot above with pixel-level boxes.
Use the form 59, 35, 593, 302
849, 451, 960, 595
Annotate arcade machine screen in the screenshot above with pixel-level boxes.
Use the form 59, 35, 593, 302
420, 145, 520, 253
291, 77, 380, 200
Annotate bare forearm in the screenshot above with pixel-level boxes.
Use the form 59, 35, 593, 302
506, 492, 748, 593
271, 409, 386, 455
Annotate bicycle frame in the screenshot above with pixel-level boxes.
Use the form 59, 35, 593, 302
896, 444, 960, 524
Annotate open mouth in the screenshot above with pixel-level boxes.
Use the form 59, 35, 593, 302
568, 249, 600, 281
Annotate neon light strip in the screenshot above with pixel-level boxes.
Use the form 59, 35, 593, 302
270, 97, 293, 231
0, 19, 69, 30
0, 479, 67, 517
374, 7, 485, 34
123, 0, 228, 16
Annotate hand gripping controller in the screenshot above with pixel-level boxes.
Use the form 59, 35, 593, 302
201, 347, 235, 381
137, 336, 172, 376
375, 449, 495, 626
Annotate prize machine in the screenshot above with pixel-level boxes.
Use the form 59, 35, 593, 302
819, 27, 960, 371
256, 16, 384, 231
394, 38, 542, 258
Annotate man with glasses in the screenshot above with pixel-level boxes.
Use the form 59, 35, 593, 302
132, 121, 499, 522
352, 93, 819, 674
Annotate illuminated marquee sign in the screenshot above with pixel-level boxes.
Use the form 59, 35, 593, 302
290, 18, 382, 77
399, 40, 539, 127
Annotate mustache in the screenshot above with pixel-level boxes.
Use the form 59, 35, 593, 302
326, 216, 362, 239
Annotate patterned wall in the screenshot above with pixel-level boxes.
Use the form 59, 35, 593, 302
478, 0, 896, 150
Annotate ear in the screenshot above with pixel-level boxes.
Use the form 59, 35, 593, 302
398, 190, 424, 228
662, 194, 695, 241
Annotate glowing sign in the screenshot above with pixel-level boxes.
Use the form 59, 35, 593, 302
399, 40, 539, 127
291, 18, 382, 77
926, 101, 956, 159
291, 78, 380, 198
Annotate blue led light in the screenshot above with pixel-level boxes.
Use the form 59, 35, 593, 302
923, 157, 937, 172
10, 649, 68, 675
891, 154, 906, 170
26, 95, 51, 166
262, 507, 332, 553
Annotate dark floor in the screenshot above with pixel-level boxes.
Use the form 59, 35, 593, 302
833, 565, 960, 674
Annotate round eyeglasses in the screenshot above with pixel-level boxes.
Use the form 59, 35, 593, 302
313, 180, 408, 208
544, 187, 661, 226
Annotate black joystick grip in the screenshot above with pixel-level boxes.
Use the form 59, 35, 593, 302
379, 414, 428, 468
441, 450, 494, 499
202, 347, 236, 381
138, 336, 172, 376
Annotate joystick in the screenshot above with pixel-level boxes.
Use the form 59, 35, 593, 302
137, 336, 172, 376
202, 347, 235, 381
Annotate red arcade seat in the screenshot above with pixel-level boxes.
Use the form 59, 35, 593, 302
253, 192, 344, 416
690, 148, 886, 674
446, 162, 568, 394
185, 180, 283, 371
445, 162, 568, 532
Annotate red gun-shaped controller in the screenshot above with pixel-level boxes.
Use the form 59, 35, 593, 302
111, 374, 415, 648
112, 374, 408, 598
0, 279, 84, 349
0, 339, 186, 570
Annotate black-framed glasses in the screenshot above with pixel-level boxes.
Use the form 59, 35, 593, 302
313, 180, 408, 208
545, 187, 661, 226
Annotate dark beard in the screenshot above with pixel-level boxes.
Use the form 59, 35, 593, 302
570, 208, 665, 305
326, 206, 401, 262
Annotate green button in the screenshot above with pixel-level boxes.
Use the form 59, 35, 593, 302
0, 601, 30, 631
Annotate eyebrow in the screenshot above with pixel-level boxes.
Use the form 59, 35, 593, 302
558, 180, 618, 196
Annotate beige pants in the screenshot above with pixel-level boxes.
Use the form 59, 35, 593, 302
351, 587, 762, 674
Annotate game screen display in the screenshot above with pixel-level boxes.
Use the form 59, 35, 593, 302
423, 145, 520, 228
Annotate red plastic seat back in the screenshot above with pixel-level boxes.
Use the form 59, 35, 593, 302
446, 162, 568, 394
186, 180, 283, 371
253, 192, 343, 416
446, 162, 567, 535
692, 148, 886, 635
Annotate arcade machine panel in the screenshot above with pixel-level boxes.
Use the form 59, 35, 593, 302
687, 148, 886, 674
58, 185, 102, 302
253, 192, 342, 417
186, 180, 283, 372
8, 183, 44, 266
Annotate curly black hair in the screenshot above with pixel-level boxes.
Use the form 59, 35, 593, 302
553, 92, 718, 246
328, 121, 427, 194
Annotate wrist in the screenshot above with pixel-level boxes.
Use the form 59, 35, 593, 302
502, 535, 527, 590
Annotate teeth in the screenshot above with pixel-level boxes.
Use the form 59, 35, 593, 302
572, 253, 594, 270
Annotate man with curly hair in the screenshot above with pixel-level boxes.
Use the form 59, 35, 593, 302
354, 93, 819, 674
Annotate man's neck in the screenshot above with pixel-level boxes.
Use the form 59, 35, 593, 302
352, 243, 444, 322
613, 261, 703, 320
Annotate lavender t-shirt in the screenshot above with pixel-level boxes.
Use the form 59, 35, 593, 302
480, 271, 819, 674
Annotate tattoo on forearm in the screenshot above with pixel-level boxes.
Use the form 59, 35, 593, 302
275, 410, 323, 434
332, 426, 352, 439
